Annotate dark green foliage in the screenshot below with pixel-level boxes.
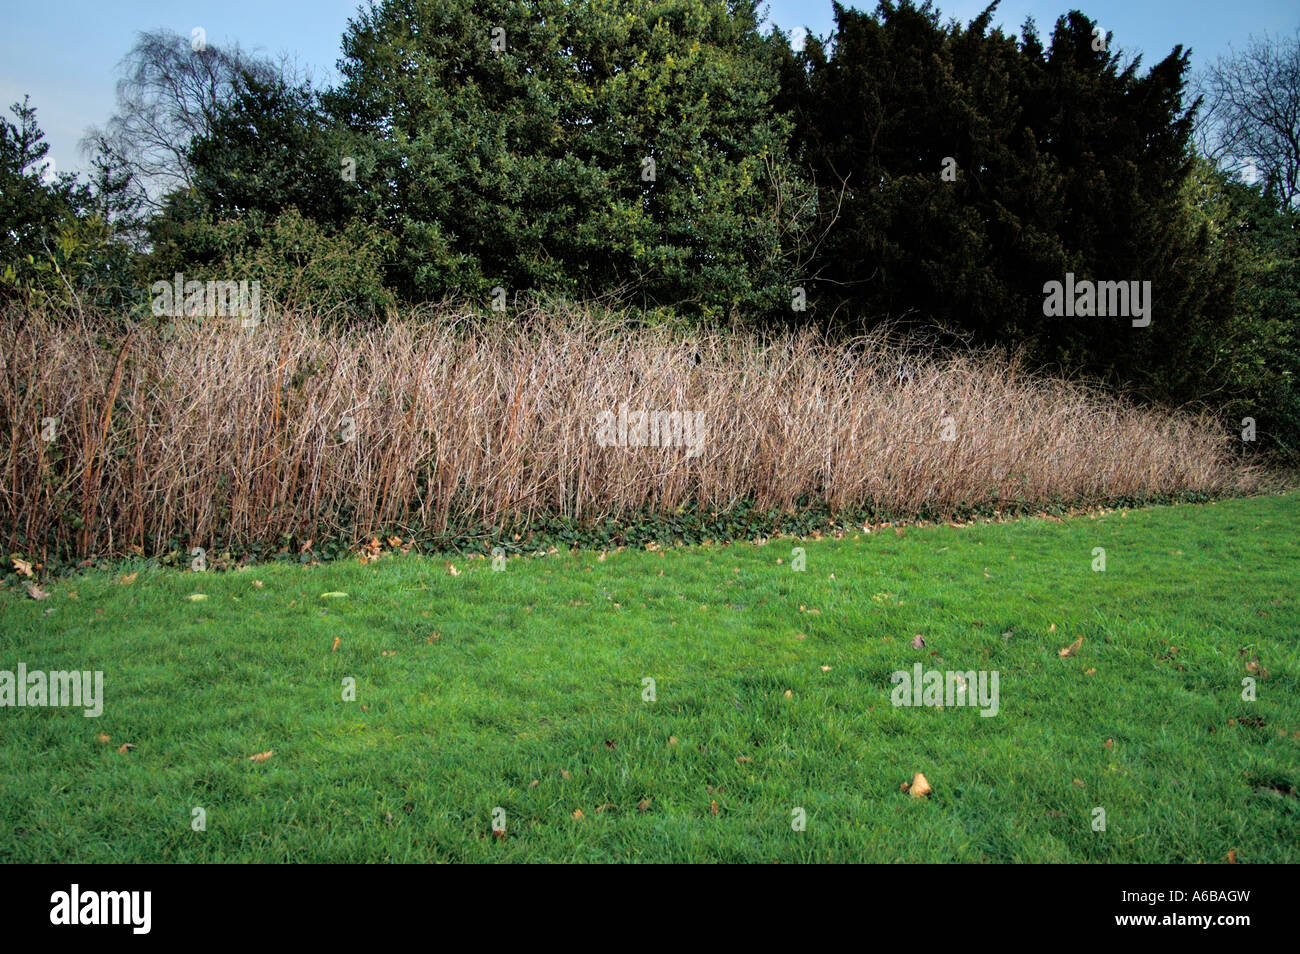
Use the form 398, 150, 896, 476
0, 98, 137, 311
780, 2, 1237, 400
140, 73, 396, 317
325, 0, 808, 314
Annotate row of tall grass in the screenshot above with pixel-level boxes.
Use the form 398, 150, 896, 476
0, 303, 1257, 559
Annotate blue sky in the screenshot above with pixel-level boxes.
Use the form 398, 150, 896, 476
2, 0, 1296, 177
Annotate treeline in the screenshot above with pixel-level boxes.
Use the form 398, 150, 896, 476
2, 1, 1297, 455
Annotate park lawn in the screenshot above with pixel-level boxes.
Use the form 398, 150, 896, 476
1, 494, 1297, 863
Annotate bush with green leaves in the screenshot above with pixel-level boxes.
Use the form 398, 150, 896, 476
324, 0, 811, 315
143, 205, 397, 320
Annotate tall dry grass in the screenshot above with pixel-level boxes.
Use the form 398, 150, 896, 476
0, 303, 1256, 559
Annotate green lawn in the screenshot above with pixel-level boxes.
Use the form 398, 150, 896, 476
2, 495, 1297, 863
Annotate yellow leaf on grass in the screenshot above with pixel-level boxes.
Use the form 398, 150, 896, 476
13, 558, 33, 577
331, 637, 340, 652
1059, 637, 1083, 658
908, 772, 932, 798
120, 572, 138, 585
187, 593, 207, 602
27, 584, 49, 600
249, 750, 274, 763
96, 732, 110, 743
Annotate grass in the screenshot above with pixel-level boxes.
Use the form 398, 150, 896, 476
3, 306, 1253, 562
1, 494, 1297, 863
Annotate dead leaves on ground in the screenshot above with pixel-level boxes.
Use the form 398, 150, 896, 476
903, 772, 932, 798
1241, 649, 1271, 680
1059, 636, 1083, 658
248, 750, 274, 763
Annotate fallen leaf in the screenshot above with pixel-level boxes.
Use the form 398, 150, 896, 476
1059, 636, 1083, 658
1227, 849, 1238, 864
120, 572, 137, 585
710, 800, 719, 815
12, 557, 33, 577
117, 743, 136, 754
911, 634, 926, 649
572, 809, 584, 819
1073, 778, 1085, 787
1104, 738, 1114, 750
737, 756, 751, 763
248, 750, 274, 763
668, 737, 678, 745
186, 593, 207, 601
783, 689, 793, 699
528, 779, 539, 788
1084, 668, 1097, 675
27, 584, 49, 600
1048, 623, 1056, 632
447, 563, 460, 577
820, 665, 832, 672
560, 769, 571, 779
251, 580, 263, 588
794, 633, 807, 640
909, 772, 932, 798
331, 636, 340, 652
96, 732, 110, 743
492, 828, 506, 840
637, 799, 650, 812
